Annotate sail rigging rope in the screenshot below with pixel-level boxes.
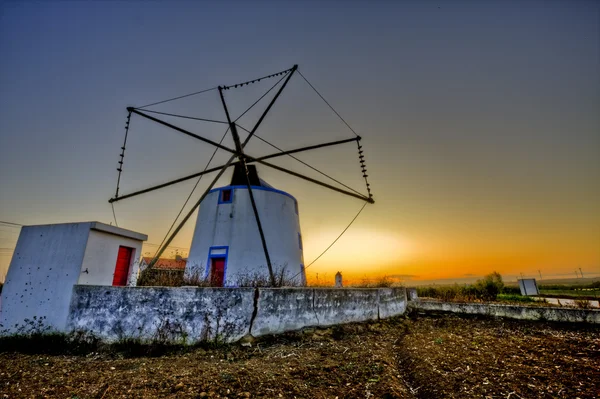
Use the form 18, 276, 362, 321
290, 201, 368, 281
131, 109, 229, 124
111, 202, 118, 227
136, 87, 218, 109
297, 69, 360, 138
297, 69, 373, 199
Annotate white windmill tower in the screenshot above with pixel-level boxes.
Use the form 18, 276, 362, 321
186, 164, 304, 286
109, 65, 374, 286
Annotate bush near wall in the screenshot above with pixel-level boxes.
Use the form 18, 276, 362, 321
417, 272, 506, 302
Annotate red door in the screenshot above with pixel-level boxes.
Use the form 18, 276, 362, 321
113, 246, 133, 286
210, 258, 226, 287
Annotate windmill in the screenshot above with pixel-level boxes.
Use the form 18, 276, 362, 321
109, 65, 374, 286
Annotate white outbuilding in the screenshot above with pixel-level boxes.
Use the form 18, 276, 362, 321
185, 165, 306, 286
0, 221, 147, 333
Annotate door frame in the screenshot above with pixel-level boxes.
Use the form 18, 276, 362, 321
205, 245, 229, 285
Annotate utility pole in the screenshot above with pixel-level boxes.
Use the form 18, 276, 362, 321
575, 270, 579, 278
579, 268, 584, 278
538, 270, 543, 280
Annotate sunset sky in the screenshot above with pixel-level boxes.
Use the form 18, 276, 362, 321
1, 1, 598, 284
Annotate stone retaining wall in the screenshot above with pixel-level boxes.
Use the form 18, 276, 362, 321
65, 286, 407, 343
409, 300, 600, 324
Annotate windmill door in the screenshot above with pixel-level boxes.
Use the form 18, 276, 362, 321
210, 258, 226, 287
113, 246, 133, 286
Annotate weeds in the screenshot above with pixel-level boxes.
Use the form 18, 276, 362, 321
497, 294, 536, 303
234, 266, 303, 288
137, 269, 211, 287
352, 276, 401, 288
417, 272, 506, 302
573, 299, 593, 309
137, 269, 184, 287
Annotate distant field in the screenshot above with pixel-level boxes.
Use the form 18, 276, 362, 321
538, 289, 599, 299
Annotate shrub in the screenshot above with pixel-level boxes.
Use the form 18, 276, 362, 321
474, 272, 504, 301
502, 286, 521, 295
416, 272, 505, 302
138, 269, 184, 287
137, 267, 213, 287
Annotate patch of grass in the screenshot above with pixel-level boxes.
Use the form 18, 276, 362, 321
497, 294, 536, 303
539, 289, 599, 299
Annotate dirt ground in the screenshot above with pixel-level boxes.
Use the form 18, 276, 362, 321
0, 314, 598, 398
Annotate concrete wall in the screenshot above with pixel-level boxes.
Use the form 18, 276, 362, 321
68, 286, 256, 343
186, 186, 305, 286
0, 223, 92, 333
251, 288, 402, 336
66, 286, 408, 343
409, 300, 600, 324
78, 230, 143, 287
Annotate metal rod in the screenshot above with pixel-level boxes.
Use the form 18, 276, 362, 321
108, 136, 359, 203
219, 86, 276, 286
128, 108, 238, 156
256, 136, 360, 161
109, 164, 232, 203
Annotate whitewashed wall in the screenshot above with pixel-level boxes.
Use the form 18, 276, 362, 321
78, 230, 143, 287
0, 223, 91, 333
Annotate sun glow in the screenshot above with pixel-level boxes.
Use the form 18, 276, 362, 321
303, 228, 415, 276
